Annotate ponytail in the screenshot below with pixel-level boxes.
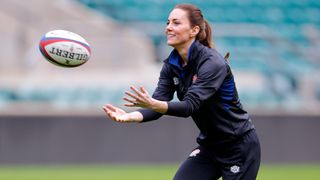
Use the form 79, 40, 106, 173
197, 20, 214, 48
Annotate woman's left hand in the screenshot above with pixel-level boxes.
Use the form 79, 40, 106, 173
123, 85, 168, 114
123, 85, 154, 108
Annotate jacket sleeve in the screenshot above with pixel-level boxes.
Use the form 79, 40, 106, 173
166, 56, 228, 117
138, 63, 175, 122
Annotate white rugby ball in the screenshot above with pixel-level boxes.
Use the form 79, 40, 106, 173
39, 30, 91, 67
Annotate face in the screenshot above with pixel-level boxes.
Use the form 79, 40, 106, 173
165, 8, 199, 49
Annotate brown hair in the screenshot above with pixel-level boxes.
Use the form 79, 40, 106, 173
174, 4, 214, 48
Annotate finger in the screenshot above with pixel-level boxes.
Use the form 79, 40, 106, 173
105, 104, 116, 112
125, 91, 139, 100
123, 97, 136, 104
108, 112, 115, 119
105, 111, 116, 120
109, 112, 121, 122
103, 106, 113, 114
103, 105, 120, 120
123, 99, 136, 107
140, 86, 149, 96
130, 85, 143, 97
114, 116, 126, 123
140, 86, 146, 93
118, 119, 126, 123
124, 103, 135, 107
123, 101, 136, 107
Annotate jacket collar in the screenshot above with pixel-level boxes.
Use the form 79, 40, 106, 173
165, 40, 205, 70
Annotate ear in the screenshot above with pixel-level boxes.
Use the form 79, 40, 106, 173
190, 26, 200, 38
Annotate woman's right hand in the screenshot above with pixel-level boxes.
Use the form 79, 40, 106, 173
102, 104, 143, 123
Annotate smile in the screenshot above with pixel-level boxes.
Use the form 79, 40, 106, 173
167, 34, 176, 38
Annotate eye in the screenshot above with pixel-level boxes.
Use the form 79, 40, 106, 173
166, 19, 181, 26
172, 20, 180, 25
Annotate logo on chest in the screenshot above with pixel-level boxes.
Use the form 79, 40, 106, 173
173, 77, 179, 85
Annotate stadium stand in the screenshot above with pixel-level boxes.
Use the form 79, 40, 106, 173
0, 0, 319, 115
76, 0, 320, 113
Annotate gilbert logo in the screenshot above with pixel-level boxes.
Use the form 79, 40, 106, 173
192, 74, 197, 83
49, 47, 88, 61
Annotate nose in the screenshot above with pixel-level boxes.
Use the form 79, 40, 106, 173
166, 22, 172, 31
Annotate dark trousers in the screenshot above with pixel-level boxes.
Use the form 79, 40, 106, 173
174, 130, 261, 180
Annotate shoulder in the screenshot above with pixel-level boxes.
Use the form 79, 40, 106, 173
198, 47, 227, 70
162, 59, 172, 70
159, 59, 174, 76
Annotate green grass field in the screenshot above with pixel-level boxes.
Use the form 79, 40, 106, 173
0, 164, 319, 180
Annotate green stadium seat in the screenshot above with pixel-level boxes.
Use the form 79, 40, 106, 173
72, 0, 320, 108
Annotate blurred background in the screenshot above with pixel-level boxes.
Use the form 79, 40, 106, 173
0, 0, 320, 179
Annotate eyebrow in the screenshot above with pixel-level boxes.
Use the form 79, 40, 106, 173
167, 18, 180, 21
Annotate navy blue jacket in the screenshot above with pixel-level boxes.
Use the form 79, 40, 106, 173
138, 40, 254, 148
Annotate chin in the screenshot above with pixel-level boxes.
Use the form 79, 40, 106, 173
167, 40, 177, 47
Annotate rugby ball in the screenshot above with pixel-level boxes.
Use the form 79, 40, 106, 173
39, 30, 91, 67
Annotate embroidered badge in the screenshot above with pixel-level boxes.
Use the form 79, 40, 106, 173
192, 74, 197, 83
230, 165, 240, 174
173, 77, 179, 85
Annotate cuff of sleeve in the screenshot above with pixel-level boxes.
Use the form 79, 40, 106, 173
137, 109, 163, 122
166, 101, 190, 117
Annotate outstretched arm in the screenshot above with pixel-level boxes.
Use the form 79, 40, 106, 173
103, 85, 170, 123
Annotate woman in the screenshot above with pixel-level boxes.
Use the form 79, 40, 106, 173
103, 4, 260, 180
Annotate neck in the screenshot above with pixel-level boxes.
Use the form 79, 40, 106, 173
175, 39, 195, 64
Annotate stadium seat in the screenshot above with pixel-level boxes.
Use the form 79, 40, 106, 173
54, 0, 320, 108
2, 0, 319, 111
